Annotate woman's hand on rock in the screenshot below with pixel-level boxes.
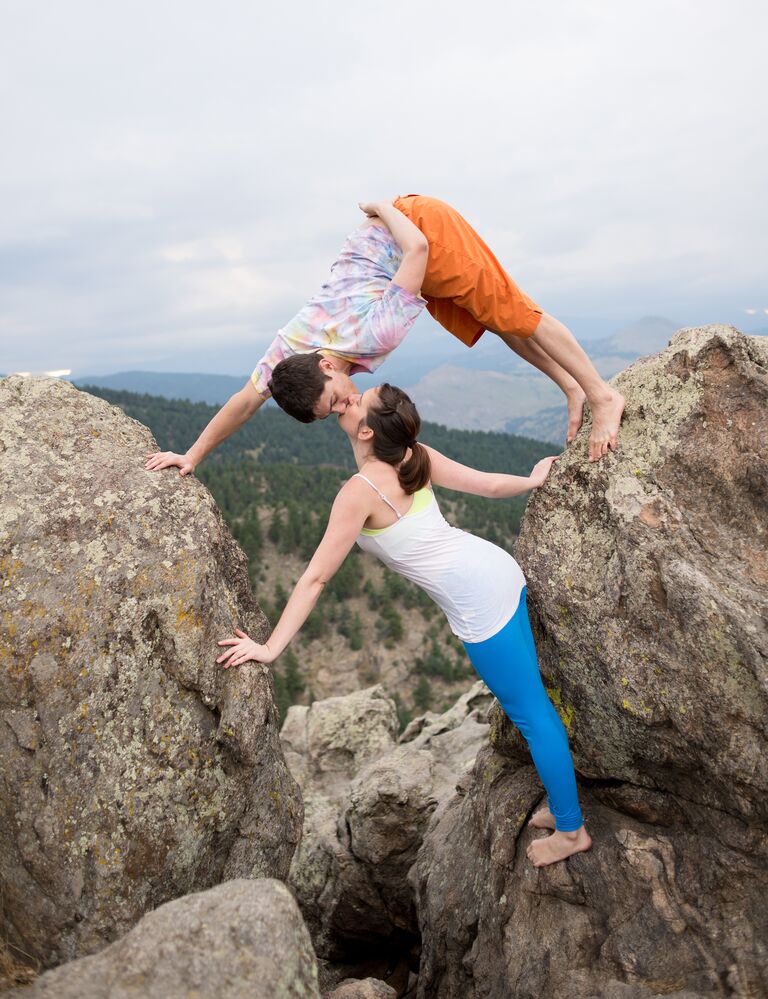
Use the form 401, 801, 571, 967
145, 451, 196, 477
216, 629, 275, 667
529, 455, 560, 489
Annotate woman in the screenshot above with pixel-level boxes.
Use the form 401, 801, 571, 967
217, 384, 592, 867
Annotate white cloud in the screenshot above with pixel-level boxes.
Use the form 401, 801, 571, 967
1, 0, 766, 372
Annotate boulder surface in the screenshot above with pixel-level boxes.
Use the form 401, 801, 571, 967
0, 377, 302, 966
7, 879, 320, 998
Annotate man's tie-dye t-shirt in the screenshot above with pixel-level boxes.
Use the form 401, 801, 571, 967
251, 223, 426, 398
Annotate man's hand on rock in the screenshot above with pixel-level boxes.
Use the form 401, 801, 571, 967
145, 451, 196, 476
217, 629, 275, 668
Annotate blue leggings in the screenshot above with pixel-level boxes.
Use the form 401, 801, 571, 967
463, 588, 583, 832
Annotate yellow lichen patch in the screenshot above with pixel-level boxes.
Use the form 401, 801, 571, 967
0, 557, 24, 584
622, 697, 652, 718
546, 686, 575, 731
176, 605, 203, 630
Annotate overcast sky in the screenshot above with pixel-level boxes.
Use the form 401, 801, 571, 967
1, 0, 766, 376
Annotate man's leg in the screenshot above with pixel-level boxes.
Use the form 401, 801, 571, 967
394, 195, 624, 461
495, 330, 586, 445
528, 313, 625, 461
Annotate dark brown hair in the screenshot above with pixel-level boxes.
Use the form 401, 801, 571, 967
365, 384, 431, 494
269, 353, 330, 423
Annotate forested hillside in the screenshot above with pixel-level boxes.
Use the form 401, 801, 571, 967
81, 385, 554, 727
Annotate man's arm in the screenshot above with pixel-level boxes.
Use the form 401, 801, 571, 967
359, 200, 428, 295
145, 379, 267, 475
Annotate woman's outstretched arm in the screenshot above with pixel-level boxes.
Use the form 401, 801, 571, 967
423, 445, 559, 499
217, 479, 373, 667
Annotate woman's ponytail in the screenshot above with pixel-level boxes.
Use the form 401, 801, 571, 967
365, 384, 431, 494
397, 441, 431, 493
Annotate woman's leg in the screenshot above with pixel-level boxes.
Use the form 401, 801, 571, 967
463, 589, 592, 865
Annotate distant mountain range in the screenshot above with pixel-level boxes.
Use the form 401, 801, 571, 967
71, 370, 250, 405
44, 316, 763, 446
404, 316, 682, 439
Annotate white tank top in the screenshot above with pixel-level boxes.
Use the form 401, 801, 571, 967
354, 474, 526, 644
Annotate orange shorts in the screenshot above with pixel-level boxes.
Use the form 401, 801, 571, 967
393, 194, 542, 347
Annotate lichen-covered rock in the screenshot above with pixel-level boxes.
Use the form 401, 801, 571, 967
282, 687, 399, 958
284, 686, 400, 800
282, 683, 491, 960
7, 879, 321, 998
413, 747, 768, 999
341, 684, 492, 940
0, 377, 302, 967
515, 325, 768, 821
410, 326, 768, 998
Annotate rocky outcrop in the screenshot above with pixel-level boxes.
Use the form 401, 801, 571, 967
412, 326, 768, 996
282, 683, 491, 965
413, 747, 768, 998
0, 377, 302, 967
6, 879, 320, 998
516, 324, 768, 820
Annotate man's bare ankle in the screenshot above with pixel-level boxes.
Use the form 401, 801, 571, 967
590, 386, 621, 406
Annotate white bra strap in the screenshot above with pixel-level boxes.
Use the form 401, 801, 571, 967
353, 473, 403, 520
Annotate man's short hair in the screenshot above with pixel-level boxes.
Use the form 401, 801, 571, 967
269, 353, 330, 423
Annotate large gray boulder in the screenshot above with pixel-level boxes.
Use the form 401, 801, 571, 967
514, 325, 768, 821
0, 377, 303, 967
7, 879, 321, 998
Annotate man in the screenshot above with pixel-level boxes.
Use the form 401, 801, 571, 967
146, 195, 624, 475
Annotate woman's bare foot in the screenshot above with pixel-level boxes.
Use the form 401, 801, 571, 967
588, 388, 625, 462
529, 805, 556, 830
565, 387, 587, 444
526, 826, 592, 867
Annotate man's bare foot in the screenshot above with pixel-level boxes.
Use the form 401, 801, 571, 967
566, 387, 587, 444
527, 826, 592, 867
529, 805, 556, 830
588, 388, 625, 462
